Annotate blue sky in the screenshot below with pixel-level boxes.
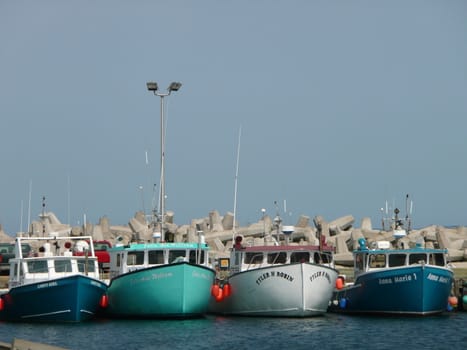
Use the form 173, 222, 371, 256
1, 1, 467, 235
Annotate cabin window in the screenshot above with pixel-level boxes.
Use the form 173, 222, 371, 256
355, 253, 365, 271
148, 250, 165, 264
78, 259, 96, 273
290, 252, 310, 263
116, 254, 121, 267
388, 254, 406, 267
409, 253, 427, 264
127, 251, 145, 266
244, 252, 263, 264
369, 254, 386, 268
169, 250, 186, 263
55, 260, 72, 273
314, 252, 332, 264
189, 250, 206, 264
267, 252, 287, 264
27, 260, 48, 273
430, 253, 445, 267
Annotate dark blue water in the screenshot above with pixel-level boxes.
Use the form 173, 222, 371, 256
1, 312, 466, 350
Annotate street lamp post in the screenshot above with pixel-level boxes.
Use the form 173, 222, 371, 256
147, 81, 182, 241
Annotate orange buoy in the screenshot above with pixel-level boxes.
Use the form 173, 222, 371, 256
211, 284, 220, 297
223, 283, 231, 298
335, 277, 344, 290
215, 287, 224, 302
99, 294, 109, 308
448, 296, 458, 307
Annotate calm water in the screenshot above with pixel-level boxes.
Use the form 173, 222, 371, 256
0, 312, 466, 350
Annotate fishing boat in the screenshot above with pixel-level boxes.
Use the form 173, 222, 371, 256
461, 280, 467, 311
104, 239, 215, 318
103, 82, 215, 319
208, 215, 339, 317
329, 204, 454, 316
0, 235, 108, 322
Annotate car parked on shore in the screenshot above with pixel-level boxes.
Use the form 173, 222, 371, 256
0, 242, 33, 275
73, 240, 112, 273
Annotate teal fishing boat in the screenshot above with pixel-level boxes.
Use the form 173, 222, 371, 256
104, 242, 215, 318
104, 81, 215, 318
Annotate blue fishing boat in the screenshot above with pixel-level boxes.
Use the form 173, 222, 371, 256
329, 204, 454, 316
104, 241, 215, 318
329, 240, 453, 315
0, 235, 108, 322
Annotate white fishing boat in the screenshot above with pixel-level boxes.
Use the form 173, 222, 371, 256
209, 214, 338, 317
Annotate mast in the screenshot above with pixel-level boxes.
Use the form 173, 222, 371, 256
232, 125, 242, 243
159, 93, 166, 240
27, 180, 32, 235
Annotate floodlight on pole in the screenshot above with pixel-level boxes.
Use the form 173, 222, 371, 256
146, 81, 182, 241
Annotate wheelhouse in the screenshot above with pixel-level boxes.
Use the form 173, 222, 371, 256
108, 242, 211, 278
8, 236, 101, 288
354, 249, 448, 277
229, 245, 334, 274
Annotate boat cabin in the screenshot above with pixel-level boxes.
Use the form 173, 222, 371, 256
8, 236, 101, 288
353, 241, 448, 278
227, 245, 335, 274
108, 242, 211, 278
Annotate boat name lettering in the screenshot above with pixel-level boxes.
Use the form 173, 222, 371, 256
37, 281, 58, 289
378, 278, 392, 285
309, 271, 331, 284
427, 273, 449, 283
130, 272, 173, 285
379, 274, 414, 285
256, 271, 294, 285
394, 274, 412, 283
91, 281, 102, 287
192, 271, 211, 280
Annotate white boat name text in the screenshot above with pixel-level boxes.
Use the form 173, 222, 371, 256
427, 273, 450, 284
37, 281, 58, 289
378, 274, 416, 285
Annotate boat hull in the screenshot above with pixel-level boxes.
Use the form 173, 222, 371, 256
209, 263, 338, 317
329, 265, 454, 315
0, 275, 107, 322
105, 262, 215, 318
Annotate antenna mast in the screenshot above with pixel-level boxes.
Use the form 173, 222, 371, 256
232, 125, 242, 243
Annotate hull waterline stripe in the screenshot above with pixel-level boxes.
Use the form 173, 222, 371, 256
21, 309, 71, 319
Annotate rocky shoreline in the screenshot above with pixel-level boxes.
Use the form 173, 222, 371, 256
1, 209, 466, 266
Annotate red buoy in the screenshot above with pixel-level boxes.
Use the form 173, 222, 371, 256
0, 298, 4, 311
335, 277, 344, 290
211, 284, 220, 297
223, 283, 231, 298
215, 287, 224, 302
448, 296, 458, 307
99, 294, 109, 308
